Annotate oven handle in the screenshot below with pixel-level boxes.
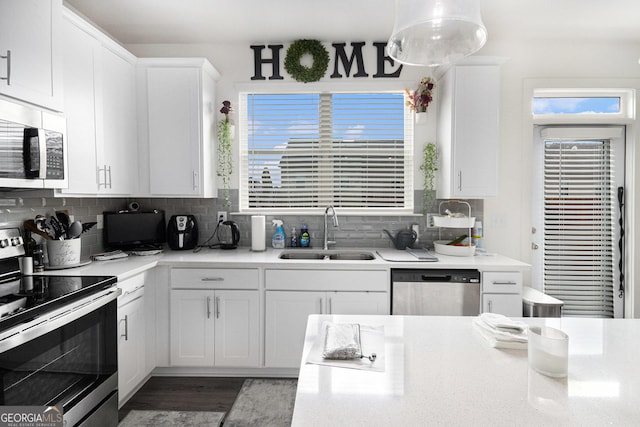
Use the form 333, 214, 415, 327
0, 287, 121, 353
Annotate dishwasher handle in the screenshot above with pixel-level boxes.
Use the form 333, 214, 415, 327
420, 274, 452, 282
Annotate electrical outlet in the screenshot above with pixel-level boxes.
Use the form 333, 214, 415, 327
217, 211, 227, 223
426, 213, 438, 228
96, 214, 104, 230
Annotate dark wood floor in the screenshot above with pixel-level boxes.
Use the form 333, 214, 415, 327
118, 377, 246, 422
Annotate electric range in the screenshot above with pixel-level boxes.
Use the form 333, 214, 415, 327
0, 226, 120, 426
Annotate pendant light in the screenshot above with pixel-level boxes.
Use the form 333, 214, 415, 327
387, 0, 488, 67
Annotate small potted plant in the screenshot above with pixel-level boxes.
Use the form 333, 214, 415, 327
420, 142, 438, 213
405, 77, 435, 123
217, 101, 233, 208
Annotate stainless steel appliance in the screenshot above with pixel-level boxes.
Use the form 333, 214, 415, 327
167, 215, 198, 250
0, 99, 67, 189
217, 220, 240, 249
0, 227, 119, 426
391, 268, 481, 315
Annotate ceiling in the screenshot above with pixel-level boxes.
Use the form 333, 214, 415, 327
63, 0, 640, 46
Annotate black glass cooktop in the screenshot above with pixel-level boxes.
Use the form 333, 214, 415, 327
0, 274, 117, 333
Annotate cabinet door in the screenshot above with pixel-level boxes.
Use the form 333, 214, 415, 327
0, 0, 62, 110
118, 296, 145, 404
265, 291, 324, 368
60, 17, 99, 194
482, 293, 522, 317
451, 65, 499, 197
437, 63, 500, 198
214, 290, 260, 367
329, 292, 389, 315
146, 67, 202, 196
94, 45, 138, 194
170, 290, 215, 366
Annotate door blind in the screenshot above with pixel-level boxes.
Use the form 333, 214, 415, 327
239, 92, 413, 212
543, 139, 615, 317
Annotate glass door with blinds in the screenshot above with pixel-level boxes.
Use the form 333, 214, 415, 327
238, 92, 413, 213
532, 126, 625, 318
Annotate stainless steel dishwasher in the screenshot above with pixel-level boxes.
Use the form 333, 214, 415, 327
391, 269, 481, 315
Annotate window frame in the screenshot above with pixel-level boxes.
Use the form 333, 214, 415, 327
532, 88, 635, 124
237, 85, 415, 215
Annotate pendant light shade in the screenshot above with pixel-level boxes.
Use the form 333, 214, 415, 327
387, 0, 487, 67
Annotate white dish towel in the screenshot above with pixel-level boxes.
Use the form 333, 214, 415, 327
473, 313, 528, 349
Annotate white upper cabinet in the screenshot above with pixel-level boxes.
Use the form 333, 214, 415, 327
137, 58, 220, 197
59, 9, 138, 196
0, 0, 63, 111
436, 61, 501, 198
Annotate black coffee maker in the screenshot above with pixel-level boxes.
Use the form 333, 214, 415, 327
167, 215, 198, 250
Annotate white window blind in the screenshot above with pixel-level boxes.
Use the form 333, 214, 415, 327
239, 92, 413, 212
543, 137, 617, 317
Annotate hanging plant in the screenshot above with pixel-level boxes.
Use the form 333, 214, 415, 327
420, 142, 438, 213
405, 77, 435, 113
217, 101, 233, 208
284, 39, 329, 83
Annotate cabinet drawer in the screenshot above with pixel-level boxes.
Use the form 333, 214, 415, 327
265, 269, 387, 292
171, 268, 259, 290
118, 273, 145, 306
482, 271, 522, 294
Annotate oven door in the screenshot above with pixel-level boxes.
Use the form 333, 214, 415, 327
0, 288, 119, 426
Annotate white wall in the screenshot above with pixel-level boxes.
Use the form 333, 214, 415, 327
129, 38, 640, 317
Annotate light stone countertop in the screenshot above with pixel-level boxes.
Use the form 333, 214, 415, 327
292, 314, 640, 426
38, 247, 530, 281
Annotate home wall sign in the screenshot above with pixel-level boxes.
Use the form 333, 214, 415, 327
251, 41, 403, 82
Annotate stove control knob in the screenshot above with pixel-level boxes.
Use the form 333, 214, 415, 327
11, 237, 23, 246
0, 239, 9, 248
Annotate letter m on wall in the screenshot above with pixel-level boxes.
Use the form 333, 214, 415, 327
331, 42, 368, 78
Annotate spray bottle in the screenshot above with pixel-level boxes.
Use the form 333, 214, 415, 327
271, 220, 286, 249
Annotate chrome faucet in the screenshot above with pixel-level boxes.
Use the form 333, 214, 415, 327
323, 205, 339, 250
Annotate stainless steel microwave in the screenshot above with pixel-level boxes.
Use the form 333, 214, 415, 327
0, 98, 67, 189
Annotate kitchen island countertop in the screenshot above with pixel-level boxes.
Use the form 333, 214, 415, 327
292, 314, 640, 426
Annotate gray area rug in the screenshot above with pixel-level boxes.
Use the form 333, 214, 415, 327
223, 378, 297, 427
119, 410, 225, 427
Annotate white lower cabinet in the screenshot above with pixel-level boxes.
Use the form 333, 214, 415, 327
117, 275, 146, 406
169, 268, 260, 368
265, 290, 388, 369
264, 268, 388, 369
481, 271, 523, 317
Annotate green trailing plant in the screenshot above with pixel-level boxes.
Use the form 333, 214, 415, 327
420, 142, 438, 213
217, 101, 233, 208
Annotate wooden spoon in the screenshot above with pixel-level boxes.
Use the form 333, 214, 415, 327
23, 220, 53, 240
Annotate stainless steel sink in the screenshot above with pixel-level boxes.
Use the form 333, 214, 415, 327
278, 250, 375, 261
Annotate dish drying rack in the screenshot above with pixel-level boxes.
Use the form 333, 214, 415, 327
434, 200, 474, 244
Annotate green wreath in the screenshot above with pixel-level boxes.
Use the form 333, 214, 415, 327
284, 39, 329, 83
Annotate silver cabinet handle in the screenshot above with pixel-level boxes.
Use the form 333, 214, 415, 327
123, 285, 144, 298
121, 315, 129, 341
1, 50, 11, 85
201, 277, 224, 282
488, 300, 493, 313
107, 165, 112, 189
319, 297, 324, 314
328, 297, 333, 314
492, 281, 517, 285
215, 296, 220, 319
458, 170, 463, 191
206, 296, 211, 319
193, 171, 198, 190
